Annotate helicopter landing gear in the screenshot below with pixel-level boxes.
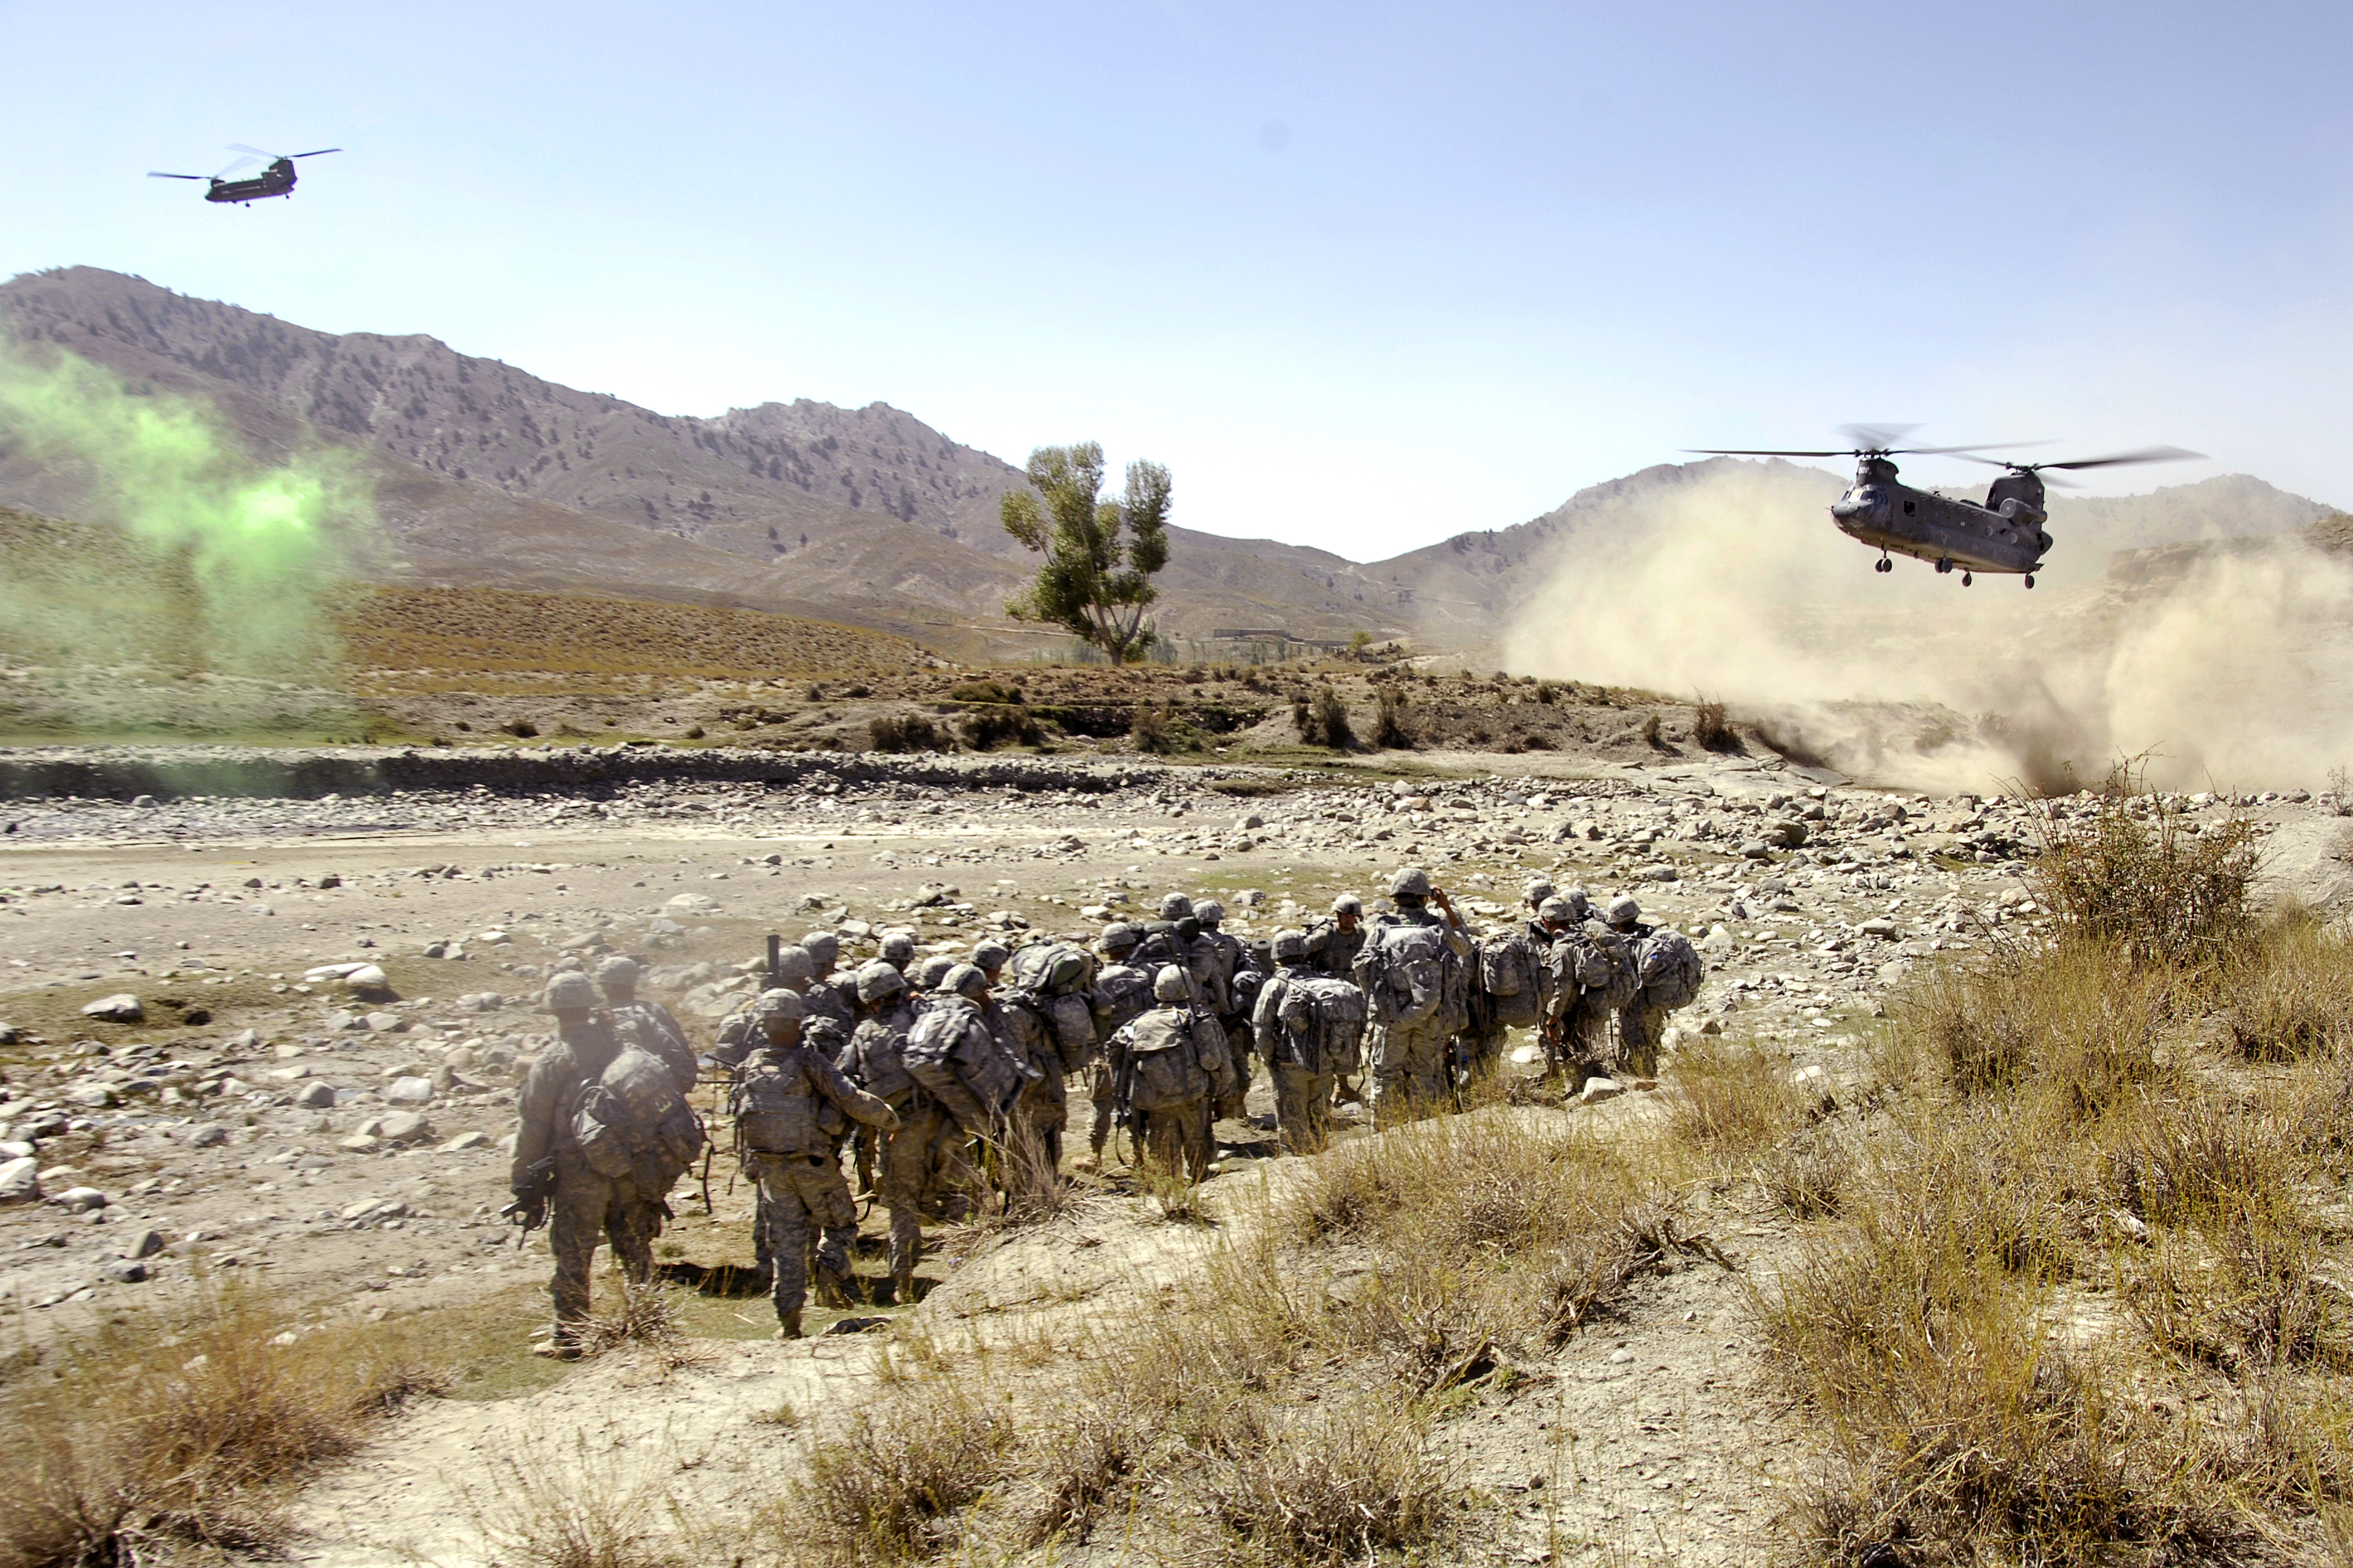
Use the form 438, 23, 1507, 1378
2023, 574, 2035, 590
1934, 557, 1953, 575
1874, 556, 1892, 574
1962, 571, 1973, 587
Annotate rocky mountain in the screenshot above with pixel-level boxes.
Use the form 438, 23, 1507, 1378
1, 266, 2335, 663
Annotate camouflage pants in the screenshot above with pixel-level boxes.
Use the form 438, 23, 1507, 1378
1551, 997, 1612, 1080
1134, 1098, 1212, 1183
1088, 1062, 1117, 1157
881, 1099, 974, 1289
548, 1151, 657, 1341
1272, 1061, 1333, 1154
751, 1150, 856, 1320
1013, 1070, 1067, 1186
1618, 1002, 1669, 1079
1374, 1019, 1451, 1119
1216, 1020, 1253, 1120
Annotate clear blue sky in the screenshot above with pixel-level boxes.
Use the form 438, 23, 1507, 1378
9, 0, 2350, 557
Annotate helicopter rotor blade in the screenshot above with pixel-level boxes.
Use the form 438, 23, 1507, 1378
1686, 447, 1858, 457
226, 142, 275, 159
288, 148, 342, 158
214, 157, 260, 179
2040, 445, 2206, 471
148, 171, 205, 180
1838, 423, 1920, 452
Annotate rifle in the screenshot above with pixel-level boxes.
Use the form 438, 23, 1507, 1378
501, 1155, 557, 1248
1113, 1043, 1141, 1166
766, 934, 783, 989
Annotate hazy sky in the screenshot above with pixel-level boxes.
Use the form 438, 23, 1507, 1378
8, 0, 2350, 558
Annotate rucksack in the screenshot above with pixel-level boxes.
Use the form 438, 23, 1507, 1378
573, 1044, 705, 1191
1551, 921, 1640, 1010
1636, 930, 1706, 1011
1277, 975, 1367, 1075
1012, 941, 1096, 997
904, 996, 1028, 1116
1091, 963, 1155, 1038
1124, 1009, 1214, 1112
1355, 920, 1447, 1027
1480, 932, 1546, 1028
844, 1006, 917, 1103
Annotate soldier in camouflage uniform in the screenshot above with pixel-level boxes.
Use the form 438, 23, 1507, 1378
512, 973, 662, 1359
1193, 900, 1255, 1121
1252, 930, 1337, 1152
1107, 966, 1236, 1182
1358, 867, 1473, 1121
732, 990, 897, 1338
838, 961, 942, 1301
715, 946, 815, 1060
1312, 893, 1367, 979
971, 939, 1011, 986
1604, 894, 1665, 1078
1086, 923, 1156, 1166
595, 956, 697, 1093
878, 931, 918, 973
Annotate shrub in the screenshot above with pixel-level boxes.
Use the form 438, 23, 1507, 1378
868, 714, 942, 753
1292, 685, 1353, 749
2029, 772, 2261, 971
1201, 1397, 1455, 1563
958, 706, 1042, 750
1693, 700, 1735, 750
2224, 918, 2353, 1060
1893, 941, 2178, 1115
1372, 686, 1413, 749
1130, 702, 1175, 754
1638, 711, 1664, 748
502, 718, 539, 738
946, 679, 1023, 706
1534, 681, 1558, 704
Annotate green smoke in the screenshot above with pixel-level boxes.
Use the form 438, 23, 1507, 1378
0, 345, 371, 673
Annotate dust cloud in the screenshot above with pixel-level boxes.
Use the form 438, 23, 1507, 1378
1502, 462, 2353, 794
0, 343, 375, 734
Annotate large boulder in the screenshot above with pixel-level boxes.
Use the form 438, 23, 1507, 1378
79, 993, 143, 1024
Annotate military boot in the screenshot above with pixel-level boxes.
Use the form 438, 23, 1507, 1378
891, 1266, 916, 1305
773, 1308, 803, 1341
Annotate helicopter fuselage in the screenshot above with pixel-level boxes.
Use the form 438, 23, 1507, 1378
204, 161, 299, 203
1830, 457, 2049, 576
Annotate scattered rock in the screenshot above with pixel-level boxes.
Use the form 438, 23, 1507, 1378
185, 1123, 228, 1148
377, 1111, 435, 1145
126, 1227, 168, 1259
0, 1157, 39, 1203
1858, 916, 1900, 938
294, 1082, 339, 1109
51, 1186, 107, 1213
436, 1130, 490, 1152
384, 1077, 435, 1106
1579, 1077, 1624, 1104
364, 1012, 409, 1034
99, 1259, 148, 1285
79, 993, 143, 1024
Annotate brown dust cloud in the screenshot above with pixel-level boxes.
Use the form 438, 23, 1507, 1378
1501, 462, 2353, 794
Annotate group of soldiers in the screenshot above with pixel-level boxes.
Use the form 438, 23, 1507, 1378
507, 868, 1705, 1348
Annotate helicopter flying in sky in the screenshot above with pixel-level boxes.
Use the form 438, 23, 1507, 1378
1691, 425, 2204, 587
147, 144, 340, 205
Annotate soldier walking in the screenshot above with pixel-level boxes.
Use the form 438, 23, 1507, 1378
837, 961, 937, 1302
1252, 930, 1345, 1152
511, 973, 665, 1360
1355, 868, 1473, 1121
731, 990, 898, 1339
1107, 966, 1235, 1182
1085, 924, 1156, 1167
595, 956, 697, 1092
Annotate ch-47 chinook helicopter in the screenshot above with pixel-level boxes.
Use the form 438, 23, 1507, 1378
147, 144, 340, 205
1690, 426, 2204, 588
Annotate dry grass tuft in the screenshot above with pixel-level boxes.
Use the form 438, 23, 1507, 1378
574, 1280, 710, 1369
2028, 772, 2262, 971
1200, 1395, 1456, 1564
1893, 939, 2179, 1114
775, 1380, 1016, 1565
2224, 917, 2353, 1060
0, 1285, 440, 1568
1666, 1034, 1802, 1165
468, 1433, 689, 1568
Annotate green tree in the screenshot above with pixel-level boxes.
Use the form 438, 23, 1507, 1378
1001, 442, 1171, 665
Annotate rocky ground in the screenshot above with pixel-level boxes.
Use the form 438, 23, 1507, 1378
4, 743, 2350, 1564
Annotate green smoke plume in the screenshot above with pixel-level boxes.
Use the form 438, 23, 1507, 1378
0, 345, 372, 674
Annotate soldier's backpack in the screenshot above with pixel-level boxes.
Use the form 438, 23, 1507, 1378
1551, 920, 1641, 1010
573, 1044, 705, 1190
1091, 963, 1156, 1038
844, 1009, 917, 1103
904, 996, 1028, 1116
1479, 932, 1547, 1029
1279, 976, 1368, 1075
1635, 929, 1706, 1011
1124, 1009, 1214, 1112
732, 1061, 822, 1156
1013, 941, 1096, 997
1354, 920, 1447, 1027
